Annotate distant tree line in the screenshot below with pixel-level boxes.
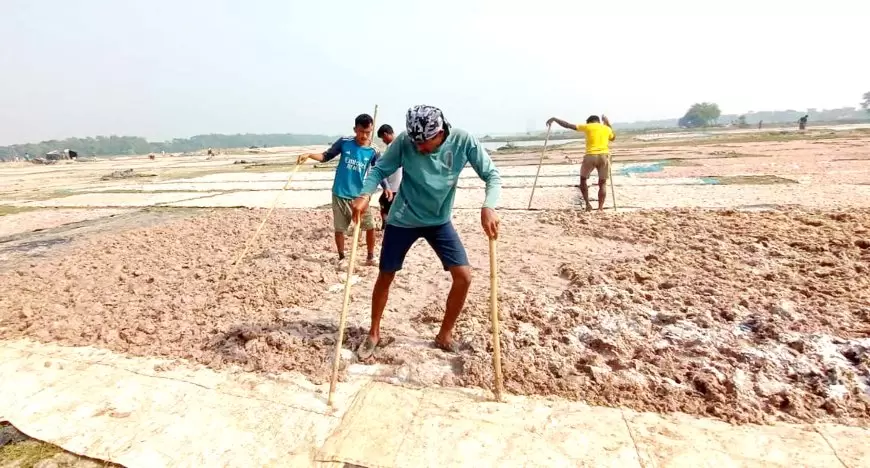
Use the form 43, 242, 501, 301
619, 105, 869, 131
5, 92, 870, 159
0, 133, 338, 160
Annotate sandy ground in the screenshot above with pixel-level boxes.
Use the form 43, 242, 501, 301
635, 138, 870, 182
0, 146, 321, 202
2, 130, 870, 464
2, 134, 869, 216
1, 208, 868, 426
3, 131, 869, 202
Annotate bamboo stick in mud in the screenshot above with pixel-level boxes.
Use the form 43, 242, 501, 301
527, 124, 552, 210
327, 218, 362, 407
489, 237, 505, 401
228, 162, 304, 274
609, 153, 617, 212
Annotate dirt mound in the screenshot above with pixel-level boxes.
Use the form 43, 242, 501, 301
100, 169, 156, 180
204, 319, 368, 381
542, 208, 870, 338
0, 210, 352, 383
2, 207, 869, 425
457, 209, 870, 425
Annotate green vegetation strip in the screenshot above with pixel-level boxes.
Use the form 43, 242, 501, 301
0, 439, 62, 466
706, 175, 798, 185
0, 206, 37, 216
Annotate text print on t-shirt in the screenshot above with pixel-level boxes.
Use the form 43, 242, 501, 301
345, 155, 368, 172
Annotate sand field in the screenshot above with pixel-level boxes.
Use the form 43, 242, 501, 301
1, 129, 870, 465
1, 207, 869, 427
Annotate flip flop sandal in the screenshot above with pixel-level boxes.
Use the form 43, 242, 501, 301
356, 336, 379, 360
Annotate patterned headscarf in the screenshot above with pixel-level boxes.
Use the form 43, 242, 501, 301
406, 105, 449, 142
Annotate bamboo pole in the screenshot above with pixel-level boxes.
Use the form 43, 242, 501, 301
228, 163, 304, 273
489, 237, 504, 401
527, 124, 552, 210
608, 153, 617, 212
327, 220, 362, 406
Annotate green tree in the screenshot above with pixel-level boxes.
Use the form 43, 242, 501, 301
736, 115, 749, 128
862, 91, 870, 112
678, 102, 722, 128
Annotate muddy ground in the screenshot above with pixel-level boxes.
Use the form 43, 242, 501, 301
1, 208, 868, 426
459, 208, 870, 426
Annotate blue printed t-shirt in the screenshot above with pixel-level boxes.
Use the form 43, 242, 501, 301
322, 137, 381, 200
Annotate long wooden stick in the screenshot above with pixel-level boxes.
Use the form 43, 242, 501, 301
328, 220, 362, 406
328, 104, 378, 407
204, 154, 309, 313
608, 153, 617, 212
229, 162, 304, 273
527, 124, 552, 210
489, 237, 504, 401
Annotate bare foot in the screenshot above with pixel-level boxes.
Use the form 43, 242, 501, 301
585, 203, 593, 212
434, 334, 461, 353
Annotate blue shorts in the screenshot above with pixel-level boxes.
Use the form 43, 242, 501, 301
380, 222, 469, 273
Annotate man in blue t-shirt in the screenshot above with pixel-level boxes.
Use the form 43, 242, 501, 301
298, 113, 386, 266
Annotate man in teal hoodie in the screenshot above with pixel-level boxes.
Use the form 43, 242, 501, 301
351, 105, 502, 359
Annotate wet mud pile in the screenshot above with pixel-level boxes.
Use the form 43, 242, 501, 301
3, 207, 869, 425
458, 209, 870, 425
0, 210, 349, 383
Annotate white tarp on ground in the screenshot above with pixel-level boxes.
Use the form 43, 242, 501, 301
71, 176, 719, 194
18, 178, 870, 211
0, 209, 132, 238
1, 339, 868, 467
16, 192, 221, 208
168, 190, 334, 209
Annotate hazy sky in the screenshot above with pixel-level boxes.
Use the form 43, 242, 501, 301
1, 0, 867, 145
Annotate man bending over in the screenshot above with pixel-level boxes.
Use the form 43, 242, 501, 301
547, 114, 615, 211
351, 105, 501, 359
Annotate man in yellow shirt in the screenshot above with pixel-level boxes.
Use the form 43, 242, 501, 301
546, 114, 615, 211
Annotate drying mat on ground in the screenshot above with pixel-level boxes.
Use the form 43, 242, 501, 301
1, 339, 867, 467
314, 382, 863, 468
0, 339, 362, 467
315, 382, 641, 466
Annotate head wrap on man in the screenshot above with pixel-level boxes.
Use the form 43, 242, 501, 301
406, 105, 450, 142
